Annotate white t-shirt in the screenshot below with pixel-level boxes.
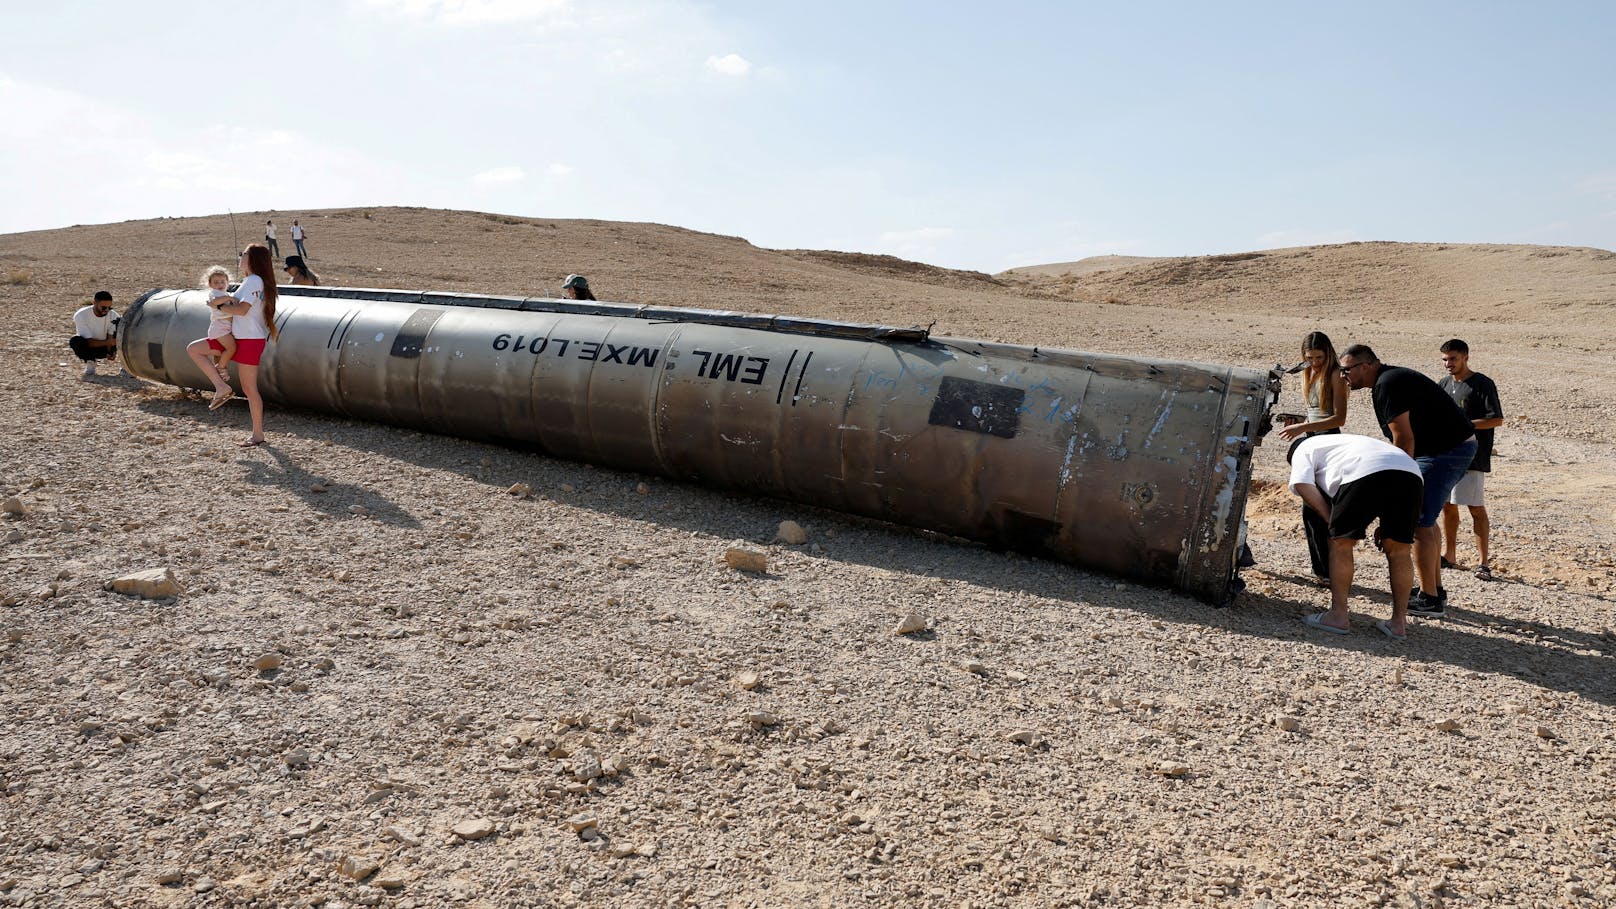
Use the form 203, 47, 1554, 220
207, 288, 234, 339
230, 274, 270, 340
265, 223, 277, 240
1289, 434, 1420, 499
291, 224, 304, 240
73, 304, 118, 340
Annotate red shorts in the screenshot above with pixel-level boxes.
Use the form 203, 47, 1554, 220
233, 338, 267, 366
207, 338, 226, 352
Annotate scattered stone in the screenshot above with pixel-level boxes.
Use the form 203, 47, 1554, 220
1276, 716, 1301, 732
893, 613, 927, 635
337, 855, 379, 881
735, 670, 762, 691
348, 505, 368, 516
962, 659, 987, 675
283, 749, 311, 767
507, 483, 531, 497
155, 868, 184, 885
635, 483, 650, 495
1534, 726, 1556, 740
0, 497, 23, 516
309, 483, 327, 494
1152, 761, 1190, 778
1006, 729, 1042, 746
193, 877, 216, 893
571, 750, 602, 782
1391, 668, 1404, 686
373, 872, 409, 890
723, 547, 769, 574
1433, 719, 1463, 733
745, 711, 779, 729
105, 568, 183, 599
452, 818, 495, 841
252, 652, 283, 672
566, 813, 598, 833
635, 843, 658, 857
383, 826, 421, 847
775, 520, 808, 545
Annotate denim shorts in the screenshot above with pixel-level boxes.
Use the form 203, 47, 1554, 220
1415, 438, 1477, 527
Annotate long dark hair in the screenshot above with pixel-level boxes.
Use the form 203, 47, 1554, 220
243, 244, 280, 341
1302, 330, 1338, 415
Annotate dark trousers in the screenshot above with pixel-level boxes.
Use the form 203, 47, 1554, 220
68, 336, 117, 362
266, 236, 280, 258
1303, 502, 1332, 578
1299, 428, 1340, 579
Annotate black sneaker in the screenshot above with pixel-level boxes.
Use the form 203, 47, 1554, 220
1408, 586, 1448, 618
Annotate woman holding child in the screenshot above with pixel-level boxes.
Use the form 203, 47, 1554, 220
186, 243, 279, 447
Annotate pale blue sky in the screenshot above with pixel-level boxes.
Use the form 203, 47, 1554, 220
2, 0, 1612, 271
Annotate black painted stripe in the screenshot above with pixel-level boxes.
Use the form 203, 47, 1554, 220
775, 348, 799, 405
790, 351, 813, 406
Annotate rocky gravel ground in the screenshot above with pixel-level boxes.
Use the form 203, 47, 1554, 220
2, 211, 1614, 907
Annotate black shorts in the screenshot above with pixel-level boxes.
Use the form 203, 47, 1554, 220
1328, 470, 1421, 544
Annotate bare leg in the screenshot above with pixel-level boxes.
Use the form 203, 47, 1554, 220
238, 362, 265, 443
185, 338, 232, 394
1441, 503, 1460, 564
1413, 525, 1442, 595
1320, 538, 1354, 630
1470, 505, 1490, 566
216, 335, 237, 375
1383, 539, 1413, 636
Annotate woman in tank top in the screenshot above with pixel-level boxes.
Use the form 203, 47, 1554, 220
1278, 331, 1350, 581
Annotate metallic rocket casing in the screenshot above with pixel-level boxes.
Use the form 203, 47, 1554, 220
120, 287, 1279, 601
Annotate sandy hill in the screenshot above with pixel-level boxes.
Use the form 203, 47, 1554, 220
2, 209, 1615, 906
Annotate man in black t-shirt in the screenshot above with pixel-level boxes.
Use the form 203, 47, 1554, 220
1438, 339, 1505, 580
1340, 344, 1477, 618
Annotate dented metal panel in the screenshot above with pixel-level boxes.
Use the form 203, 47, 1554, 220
119, 286, 1279, 601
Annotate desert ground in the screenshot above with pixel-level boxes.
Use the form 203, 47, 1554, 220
2, 208, 1614, 907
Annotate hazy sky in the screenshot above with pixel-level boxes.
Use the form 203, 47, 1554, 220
3, 1, 1612, 271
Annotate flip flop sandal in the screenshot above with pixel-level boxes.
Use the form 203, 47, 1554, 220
1303, 613, 1351, 635
1474, 565, 1494, 581
1440, 556, 1457, 569
1376, 619, 1406, 641
208, 389, 235, 410
238, 437, 265, 448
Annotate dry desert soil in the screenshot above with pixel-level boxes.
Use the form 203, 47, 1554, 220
2, 208, 1615, 907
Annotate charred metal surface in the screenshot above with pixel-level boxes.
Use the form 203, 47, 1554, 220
120, 287, 1279, 601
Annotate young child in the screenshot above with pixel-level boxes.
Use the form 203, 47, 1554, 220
202, 266, 237, 380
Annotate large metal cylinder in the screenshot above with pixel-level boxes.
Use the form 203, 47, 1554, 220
120, 287, 1279, 601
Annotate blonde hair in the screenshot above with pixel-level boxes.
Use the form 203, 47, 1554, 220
200, 265, 232, 288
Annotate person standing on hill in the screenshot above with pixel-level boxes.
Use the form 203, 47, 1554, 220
1437, 339, 1505, 580
69, 291, 120, 378
264, 220, 280, 258
1339, 344, 1476, 618
291, 219, 309, 260
561, 274, 596, 300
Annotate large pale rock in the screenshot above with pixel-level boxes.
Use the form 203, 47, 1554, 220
775, 520, 808, 545
894, 613, 928, 635
106, 568, 183, 599
452, 818, 495, 841
0, 497, 24, 515
724, 548, 768, 573
336, 855, 379, 881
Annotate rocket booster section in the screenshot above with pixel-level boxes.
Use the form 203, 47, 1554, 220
120, 286, 1279, 601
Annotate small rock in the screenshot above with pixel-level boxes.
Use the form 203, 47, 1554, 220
1391, 668, 1403, 686
452, 818, 495, 841
383, 826, 421, 847
507, 483, 531, 497
635, 843, 658, 857
0, 497, 23, 515
1276, 716, 1301, 732
252, 652, 283, 672
745, 711, 779, 729
735, 671, 762, 691
962, 659, 986, 675
566, 813, 598, 833
1152, 761, 1190, 778
283, 749, 311, 767
1006, 729, 1041, 746
1434, 719, 1463, 733
559, 483, 576, 493
775, 520, 808, 545
571, 750, 602, 782
336, 855, 379, 881
193, 877, 216, 893
373, 873, 409, 890
893, 613, 927, 635
348, 505, 368, 515
155, 868, 184, 885
309, 483, 327, 494
724, 547, 768, 573
1534, 726, 1556, 740
106, 568, 184, 599
635, 483, 650, 495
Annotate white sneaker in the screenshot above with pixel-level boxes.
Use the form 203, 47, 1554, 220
82, 363, 96, 378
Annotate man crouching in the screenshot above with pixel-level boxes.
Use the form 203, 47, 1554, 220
1288, 434, 1422, 640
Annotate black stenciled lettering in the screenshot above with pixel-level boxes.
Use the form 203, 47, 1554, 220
577, 340, 602, 361
492, 333, 511, 351
528, 337, 548, 355
511, 334, 526, 352
602, 343, 628, 364
693, 349, 714, 374
708, 353, 745, 381
741, 356, 768, 385
627, 347, 660, 368
553, 339, 571, 356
